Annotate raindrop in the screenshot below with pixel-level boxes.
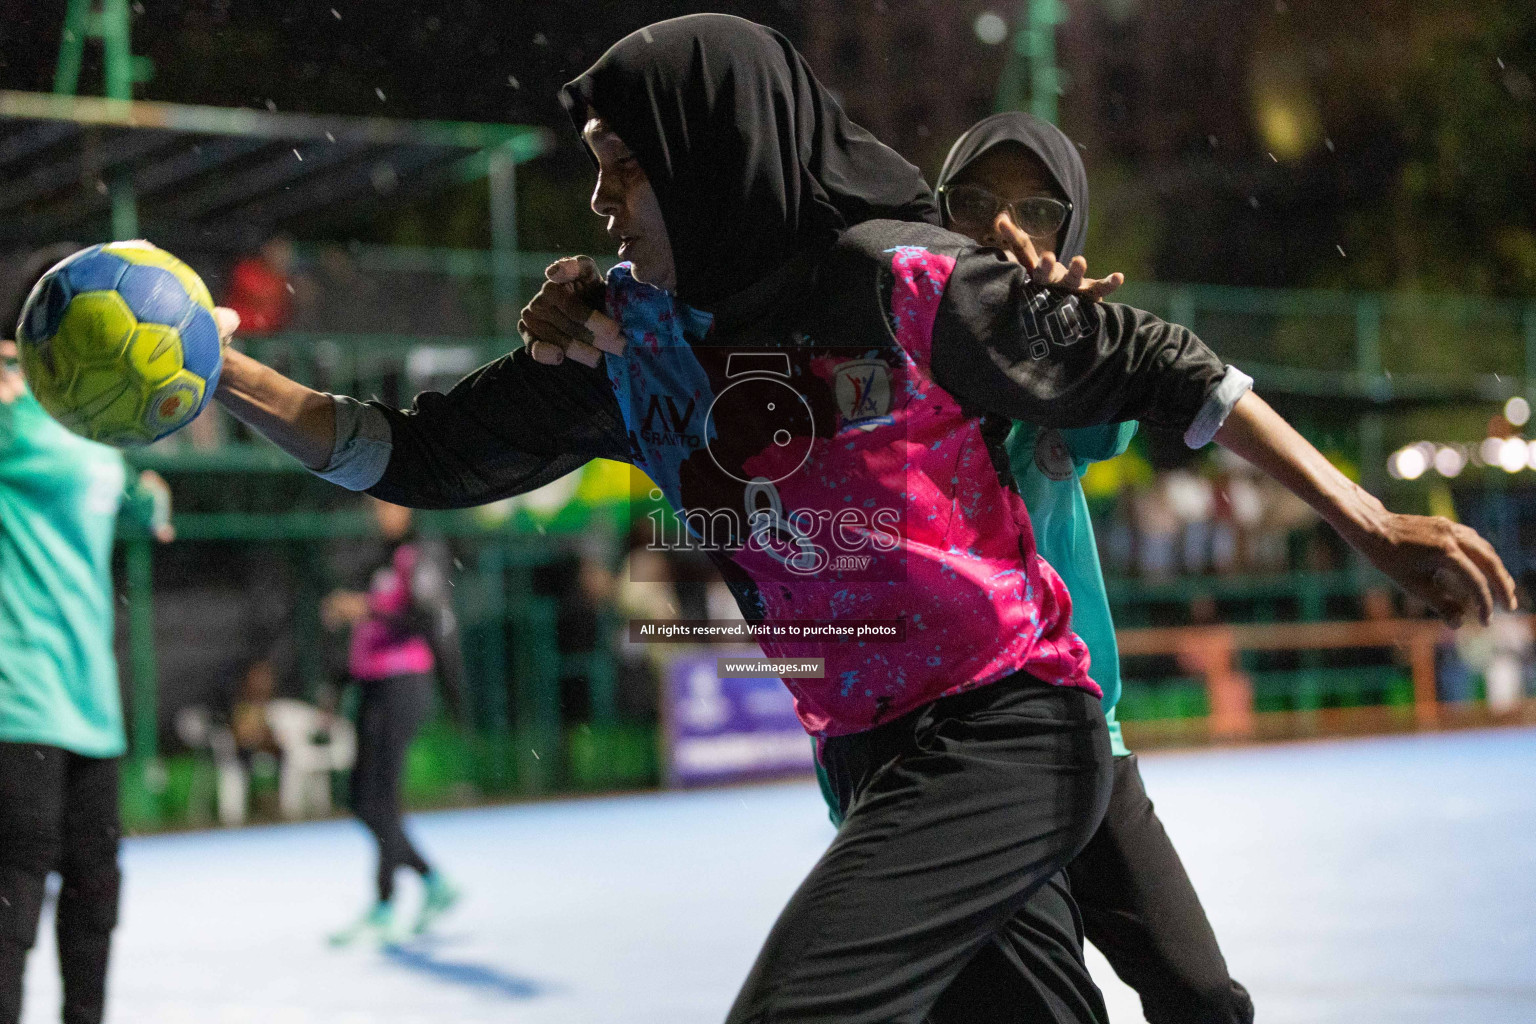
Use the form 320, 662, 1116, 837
1248, 196, 1259, 209
533, 32, 548, 46
1336, 244, 1346, 257
293, 148, 303, 161
1208, 134, 1218, 149
374, 87, 386, 102
264, 99, 277, 112
1324, 137, 1335, 152
370, 162, 398, 193
331, 7, 341, 19
325, 131, 335, 142
507, 75, 520, 89
1267, 152, 1277, 162
973, 11, 1008, 46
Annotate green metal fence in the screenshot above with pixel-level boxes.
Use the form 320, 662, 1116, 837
111, 248, 1536, 822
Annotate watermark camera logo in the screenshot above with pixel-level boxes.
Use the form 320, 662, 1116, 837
644, 351, 903, 578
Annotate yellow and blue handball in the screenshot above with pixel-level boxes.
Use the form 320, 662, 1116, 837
15, 240, 222, 446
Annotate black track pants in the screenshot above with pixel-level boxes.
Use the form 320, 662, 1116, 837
1068, 754, 1253, 1024
0, 743, 121, 1024
925, 752, 1253, 1023
350, 674, 434, 903
726, 674, 1114, 1024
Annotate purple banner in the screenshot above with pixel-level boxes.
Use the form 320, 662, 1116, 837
664, 650, 814, 788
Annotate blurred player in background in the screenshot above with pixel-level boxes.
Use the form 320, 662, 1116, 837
203, 15, 1513, 1021
322, 497, 464, 945
0, 247, 173, 1024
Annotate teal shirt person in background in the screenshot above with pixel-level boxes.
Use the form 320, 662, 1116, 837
821, 112, 1255, 1023
1007, 420, 1138, 758
0, 358, 170, 756
1, 246, 173, 1024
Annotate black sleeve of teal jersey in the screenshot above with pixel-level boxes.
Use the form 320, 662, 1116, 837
930, 248, 1228, 433
367, 345, 631, 510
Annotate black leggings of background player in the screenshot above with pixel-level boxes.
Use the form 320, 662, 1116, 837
919, 111, 1253, 1024
0, 744, 120, 1024
350, 673, 435, 902
926, 754, 1253, 1024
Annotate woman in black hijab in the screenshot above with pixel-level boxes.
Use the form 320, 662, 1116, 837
204, 14, 1514, 1024
924, 111, 1255, 1024
555, 15, 940, 309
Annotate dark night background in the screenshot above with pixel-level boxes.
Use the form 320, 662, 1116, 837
1, 0, 1532, 296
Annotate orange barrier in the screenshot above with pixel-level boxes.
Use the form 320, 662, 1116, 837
1113, 617, 1533, 739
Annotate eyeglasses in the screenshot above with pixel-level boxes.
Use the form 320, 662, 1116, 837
937, 184, 1072, 240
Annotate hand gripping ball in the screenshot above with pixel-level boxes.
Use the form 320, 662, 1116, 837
15, 241, 222, 446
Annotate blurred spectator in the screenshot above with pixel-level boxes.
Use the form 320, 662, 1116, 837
1455, 607, 1534, 715
1131, 480, 1180, 581
175, 658, 354, 825
224, 235, 295, 336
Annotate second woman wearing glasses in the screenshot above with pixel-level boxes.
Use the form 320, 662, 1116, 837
931, 111, 1254, 1024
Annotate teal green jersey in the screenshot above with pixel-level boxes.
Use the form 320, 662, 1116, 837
1006, 421, 1137, 758
0, 388, 159, 757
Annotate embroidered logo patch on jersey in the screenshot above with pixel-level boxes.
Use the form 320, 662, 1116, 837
1034, 427, 1076, 481
833, 359, 893, 432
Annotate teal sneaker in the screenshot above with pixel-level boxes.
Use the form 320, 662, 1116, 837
328, 901, 394, 948
412, 873, 461, 935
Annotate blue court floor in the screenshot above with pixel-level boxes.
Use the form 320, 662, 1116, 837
20, 727, 1536, 1023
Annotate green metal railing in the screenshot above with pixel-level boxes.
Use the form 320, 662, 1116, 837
111, 249, 1536, 820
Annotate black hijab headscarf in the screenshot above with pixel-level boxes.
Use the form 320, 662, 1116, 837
560, 14, 939, 310
935, 112, 1090, 262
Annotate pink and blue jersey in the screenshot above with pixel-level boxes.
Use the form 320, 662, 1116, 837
364, 218, 1238, 739
604, 248, 1091, 738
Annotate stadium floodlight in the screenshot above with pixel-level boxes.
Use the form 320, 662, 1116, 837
1506, 396, 1531, 427
1481, 436, 1507, 467
1391, 444, 1428, 480
1434, 446, 1466, 478
1499, 437, 1527, 473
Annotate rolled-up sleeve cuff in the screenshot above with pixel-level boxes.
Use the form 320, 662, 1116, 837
1183, 366, 1253, 449
312, 395, 392, 491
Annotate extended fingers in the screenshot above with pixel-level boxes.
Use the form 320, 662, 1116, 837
1457, 524, 1518, 612
1032, 252, 1060, 286
995, 213, 1040, 270
1437, 546, 1495, 627
1084, 273, 1125, 301
1059, 256, 1087, 293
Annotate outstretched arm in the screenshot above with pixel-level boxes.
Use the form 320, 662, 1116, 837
1215, 391, 1515, 626
216, 345, 337, 470
963, 235, 1517, 627
211, 307, 630, 509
